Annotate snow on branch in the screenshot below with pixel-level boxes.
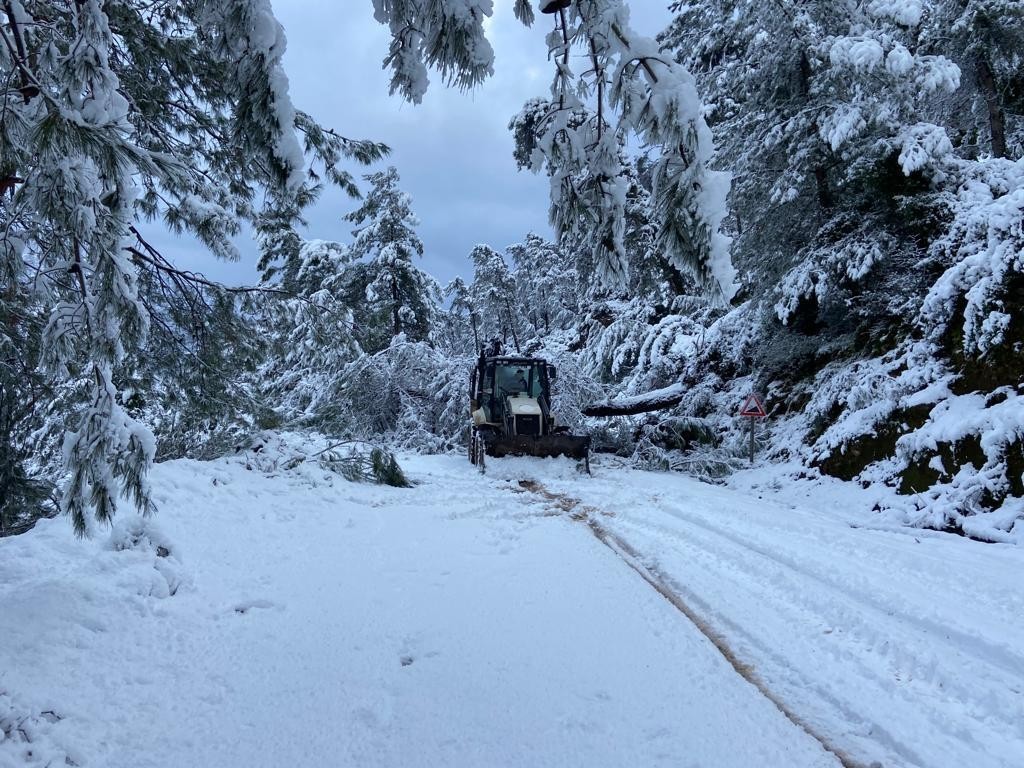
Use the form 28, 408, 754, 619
2, 0, 384, 532
585, 382, 685, 417
371, 0, 737, 302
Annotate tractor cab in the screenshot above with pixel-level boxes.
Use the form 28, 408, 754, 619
472, 357, 555, 435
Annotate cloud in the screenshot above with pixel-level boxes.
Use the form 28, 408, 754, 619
162, 1, 672, 287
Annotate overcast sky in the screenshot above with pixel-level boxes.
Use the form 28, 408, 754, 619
167, 1, 674, 286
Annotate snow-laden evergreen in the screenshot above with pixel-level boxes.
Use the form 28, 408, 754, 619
1, 0, 385, 533
344, 167, 440, 348
596, 0, 1024, 540
467, 244, 519, 348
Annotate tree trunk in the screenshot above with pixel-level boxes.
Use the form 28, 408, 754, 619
976, 56, 1008, 159
504, 298, 521, 353
391, 274, 401, 337
584, 384, 685, 417
470, 312, 480, 352
799, 51, 833, 210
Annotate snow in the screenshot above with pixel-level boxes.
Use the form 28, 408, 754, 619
896, 123, 954, 175
820, 104, 866, 151
868, 0, 924, 27
829, 37, 885, 72
498, 456, 1024, 768
3, 438, 1022, 767
885, 44, 914, 76
923, 158, 1024, 354
0, 441, 839, 767
588, 382, 685, 413
251, 3, 305, 192
371, 0, 495, 103
916, 55, 961, 94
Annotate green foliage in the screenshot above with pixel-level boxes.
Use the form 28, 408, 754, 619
1, 1, 384, 534
0, 272, 57, 536
318, 445, 412, 488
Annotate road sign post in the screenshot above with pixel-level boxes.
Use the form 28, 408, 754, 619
749, 418, 755, 464
738, 394, 767, 465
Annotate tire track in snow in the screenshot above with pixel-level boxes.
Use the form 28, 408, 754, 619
602, 514, 941, 768
607, 505, 1024, 759
516, 475, 1024, 768
625, 497, 1024, 679
516, 480, 868, 768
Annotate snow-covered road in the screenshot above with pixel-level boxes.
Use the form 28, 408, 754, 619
2, 441, 1021, 767
500, 457, 1024, 768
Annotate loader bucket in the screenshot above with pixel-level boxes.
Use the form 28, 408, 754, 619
482, 432, 591, 461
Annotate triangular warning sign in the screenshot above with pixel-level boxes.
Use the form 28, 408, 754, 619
739, 393, 767, 418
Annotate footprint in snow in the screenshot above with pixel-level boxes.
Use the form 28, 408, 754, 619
232, 598, 277, 615
400, 650, 439, 667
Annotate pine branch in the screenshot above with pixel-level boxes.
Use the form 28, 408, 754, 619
125, 226, 358, 329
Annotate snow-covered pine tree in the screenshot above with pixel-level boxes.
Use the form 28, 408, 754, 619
468, 245, 521, 350
662, 0, 829, 278
654, 0, 1024, 537
343, 167, 439, 352
255, 114, 388, 288
442, 276, 481, 353
663, 0, 959, 283
926, 0, 1023, 160
657, 0, 961, 394
258, 239, 363, 430
505, 234, 577, 338
0, 274, 53, 535
771, 3, 962, 346
124, 261, 271, 461
340, 336, 471, 451
370, 0, 736, 300
1, 0, 385, 533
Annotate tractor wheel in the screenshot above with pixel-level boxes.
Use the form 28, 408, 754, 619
469, 428, 486, 473
473, 430, 486, 474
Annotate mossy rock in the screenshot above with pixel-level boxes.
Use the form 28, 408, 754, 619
899, 436, 1024, 513
807, 401, 844, 445
899, 436, 986, 495
944, 273, 1024, 395
899, 455, 941, 494
1003, 440, 1024, 498
818, 404, 931, 481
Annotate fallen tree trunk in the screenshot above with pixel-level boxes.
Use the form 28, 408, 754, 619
584, 383, 685, 417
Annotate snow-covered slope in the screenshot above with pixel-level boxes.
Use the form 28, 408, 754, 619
3, 439, 1021, 767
